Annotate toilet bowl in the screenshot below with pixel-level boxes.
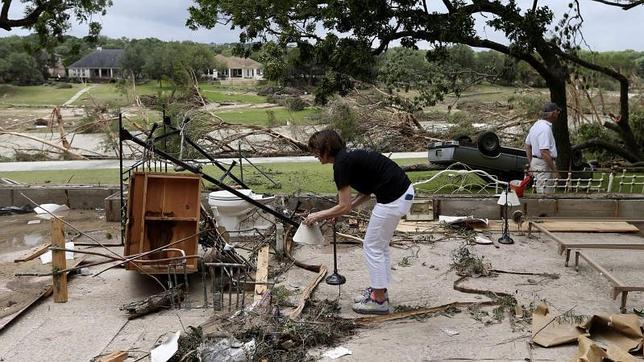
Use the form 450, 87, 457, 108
208, 189, 275, 232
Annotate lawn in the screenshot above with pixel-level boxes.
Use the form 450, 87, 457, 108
73, 84, 131, 107
199, 84, 266, 104
213, 107, 321, 126
2, 158, 443, 194
3, 168, 121, 186
0, 82, 268, 108
0, 84, 84, 106
5, 159, 640, 195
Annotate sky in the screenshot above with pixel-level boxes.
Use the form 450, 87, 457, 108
1, 0, 643, 52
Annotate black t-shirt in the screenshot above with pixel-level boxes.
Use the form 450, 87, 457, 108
333, 148, 411, 204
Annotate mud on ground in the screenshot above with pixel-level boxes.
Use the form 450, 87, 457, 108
0, 210, 643, 361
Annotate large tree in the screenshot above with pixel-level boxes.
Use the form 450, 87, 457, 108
0, 0, 112, 41
187, 0, 643, 167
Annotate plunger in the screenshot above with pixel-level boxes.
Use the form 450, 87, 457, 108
325, 223, 346, 285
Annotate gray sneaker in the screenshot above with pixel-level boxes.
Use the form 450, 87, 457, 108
352, 298, 390, 315
353, 287, 389, 303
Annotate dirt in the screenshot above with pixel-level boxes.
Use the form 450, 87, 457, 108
0, 206, 643, 360
0, 210, 119, 324
0, 106, 85, 132
276, 225, 644, 360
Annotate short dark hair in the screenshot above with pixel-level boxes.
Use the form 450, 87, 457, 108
308, 129, 345, 158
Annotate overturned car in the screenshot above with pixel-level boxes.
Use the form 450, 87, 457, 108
428, 131, 527, 181
428, 131, 591, 182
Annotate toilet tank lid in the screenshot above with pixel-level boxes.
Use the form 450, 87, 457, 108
208, 189, 254, 200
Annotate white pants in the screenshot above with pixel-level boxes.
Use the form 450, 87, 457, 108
363, 185, 415, 289
530, 158, 555, 194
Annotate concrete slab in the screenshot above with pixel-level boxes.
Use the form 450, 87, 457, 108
10, 187, 69, 207
619, 199, 644, 218
0, 188, 13, 206
279, 226, 643, 360
432, 195, 644, 219
1, 209, 643, 361
1, 186, 119, 209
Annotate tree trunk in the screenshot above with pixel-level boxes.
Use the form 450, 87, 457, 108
545, 76, 572, 171
607, 76, 642, 160
550, 47, 642, 161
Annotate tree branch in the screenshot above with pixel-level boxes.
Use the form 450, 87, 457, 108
548, 44, 642, 158
603, 120, 623, 135
590, 0, 644, 10
441, 0, 454, 12
573, 139, 641, 163
0, 0, 46, 31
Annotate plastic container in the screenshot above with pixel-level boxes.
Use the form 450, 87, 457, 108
510, 175, 532, 197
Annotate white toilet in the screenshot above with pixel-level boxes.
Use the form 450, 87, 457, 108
207, 189, 275, 232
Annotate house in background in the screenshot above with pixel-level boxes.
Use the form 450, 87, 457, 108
204, 54, 264, 81
68, 47, 124, 80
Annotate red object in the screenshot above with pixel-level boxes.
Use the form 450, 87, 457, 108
510, 175, 532, 197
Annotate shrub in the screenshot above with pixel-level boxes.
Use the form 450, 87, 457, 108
14, 151, 52, 161
508, 94, 547, 120
445, 111, 476, 140
55, 82, 73, 89
265, 110, 285, 127
322, 99, 359, 142
266, 94, 307, 111
284, 97, 306, 111
628, 107, 644, 156
265, 94, 282, 104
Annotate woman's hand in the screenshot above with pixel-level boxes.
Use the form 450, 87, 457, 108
303, 212, 323, 225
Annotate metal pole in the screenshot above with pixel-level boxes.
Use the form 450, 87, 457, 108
118, 113, 125, 245
332, 223, 339, 274
238, 142, 244, 184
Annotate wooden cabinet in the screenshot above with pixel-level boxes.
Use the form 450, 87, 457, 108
125, 172, 201, 274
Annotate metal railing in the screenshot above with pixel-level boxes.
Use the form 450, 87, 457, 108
414, 163, 644, 195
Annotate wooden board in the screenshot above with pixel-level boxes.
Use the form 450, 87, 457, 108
254, 245, 269, 303
13, 242, 51, 263
474, 220, 526, 232
97, 351, 128, 362
0, 257, 85, 331
288, 265, 327, 320
51, 219, 67, 303
396, 220, 440, 233
532, 221, 638, 233
474, 220, 638, 233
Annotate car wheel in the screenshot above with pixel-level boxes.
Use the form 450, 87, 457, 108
454, 134, 473, 145
477, 131, 501, 157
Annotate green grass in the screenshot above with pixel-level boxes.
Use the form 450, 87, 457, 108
7, 159, 640, 195
0, 82, 268, 108
3, 169, 121, 185
73, 84, 130, 107
443, 84, 541, 104
0, 84, 84, 106
199, 84, 266, 104
200, 82, 263, 92
2, 158, 439, 194
213, 107, 320, 126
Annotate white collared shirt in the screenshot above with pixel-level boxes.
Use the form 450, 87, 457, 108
525, 119, 557, 158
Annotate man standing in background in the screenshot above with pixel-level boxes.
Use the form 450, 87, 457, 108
525, 102, 562, 193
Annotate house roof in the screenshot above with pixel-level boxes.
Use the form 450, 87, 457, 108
69, 48, 124, 69
215, 54, 262, 69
